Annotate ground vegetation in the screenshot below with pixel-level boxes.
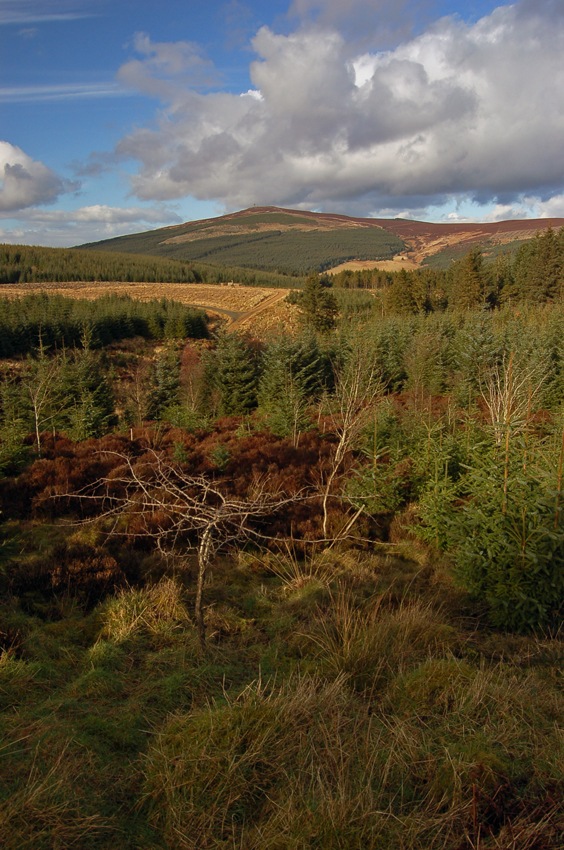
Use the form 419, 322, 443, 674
0, 237, 562, 848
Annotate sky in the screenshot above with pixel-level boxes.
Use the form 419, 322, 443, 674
1, 0, 563, 247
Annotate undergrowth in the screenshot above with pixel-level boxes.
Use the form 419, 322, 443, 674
0, 544, 562, 849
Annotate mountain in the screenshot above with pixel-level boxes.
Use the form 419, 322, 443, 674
78, 206, 564, 274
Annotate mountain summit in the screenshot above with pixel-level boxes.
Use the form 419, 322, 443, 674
79, 206, 564, 274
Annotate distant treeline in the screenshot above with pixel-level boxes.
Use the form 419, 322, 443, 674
0, 293, 209, 357
0, 244, 300, 289
330, 227, 564, 310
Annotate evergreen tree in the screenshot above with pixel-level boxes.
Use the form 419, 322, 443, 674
60, 343, 116, 440
447, 431, 564, 632
210, 332, 258, 416
0, 371, 30, 474
449, 249, 488, 309
385, 269, 416, 314
513, 227, 564, 303
258, 335, 325, 438
146, 346, 181, 421
298, 274, 338, 332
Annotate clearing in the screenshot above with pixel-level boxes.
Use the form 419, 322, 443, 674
0, 281, 299, 338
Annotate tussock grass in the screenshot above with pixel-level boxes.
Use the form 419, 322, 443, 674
304, 585, 457, 693
142, 673, 388, 849
376, 658, 564, 849
142, 658, 563, 849
100, 577, 194, 646
0, 745, 113, 850
0, 650, 44, 710
0, 548, 561, 849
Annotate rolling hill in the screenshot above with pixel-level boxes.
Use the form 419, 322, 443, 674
78, 206, 564, 274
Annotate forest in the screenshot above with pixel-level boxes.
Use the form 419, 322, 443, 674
0, 243, 297, 288
0, 234, 562, 848
330, 226, 564, 308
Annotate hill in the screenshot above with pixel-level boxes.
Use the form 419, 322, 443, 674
78, 207, 405, 275
78, 205, 564, 273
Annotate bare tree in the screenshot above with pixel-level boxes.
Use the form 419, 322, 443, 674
22, 344, 67, 457
321, 349, 384, 541
480, 351, 546, 513
67, 450, 306, 649
480, 352, 546, 446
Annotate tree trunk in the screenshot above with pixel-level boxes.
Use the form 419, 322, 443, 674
195, 525, 214, 650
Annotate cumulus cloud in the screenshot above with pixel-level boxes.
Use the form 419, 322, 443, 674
20, 204, 182, 225
117, 32, 219, 101
289, 0, 430, 49
0, 141, 72, 212
114, 0, 564, 218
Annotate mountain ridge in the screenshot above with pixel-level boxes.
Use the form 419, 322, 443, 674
79, 205, 564, 271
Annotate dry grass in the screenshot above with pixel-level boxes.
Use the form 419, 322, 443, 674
141, 673, 386, 850
100, 577, 194, 645
304, 585, 457, 693
1, 540, 561, 849
0, 745, 113, 850
0, 281, 299, 337
329, 256, 420, 273
141, 650, 563, 850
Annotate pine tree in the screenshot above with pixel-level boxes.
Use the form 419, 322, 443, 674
0, 371, 30, 474
449, 249, 487, 309
60, 344, 116, 440
211, 332, 258, 416
513, 228, 564, 303
146, 346, 181, 421
258, 335, 322, 439
298, 274, 338, 332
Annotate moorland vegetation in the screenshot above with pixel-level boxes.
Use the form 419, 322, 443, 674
0, 227, 562, 849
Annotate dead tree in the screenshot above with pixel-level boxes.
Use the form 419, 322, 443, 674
321, 350, 384, 542
67, 450, 306, 649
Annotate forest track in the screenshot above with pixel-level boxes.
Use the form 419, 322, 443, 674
228, 289, 292, 333
0, 281, 298, 338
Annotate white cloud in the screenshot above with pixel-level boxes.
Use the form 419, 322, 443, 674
532, 194, 564, 219
0, 141, 72, 212
117, 32, 219, 101
0, 204, 182, 247
288, 0, 428, 49
113, 0, 564, 219
20, 204, 182, 224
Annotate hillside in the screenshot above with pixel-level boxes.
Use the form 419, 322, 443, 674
78, 205, 564, 272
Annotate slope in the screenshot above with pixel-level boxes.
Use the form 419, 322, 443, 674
78, 206, 564, 274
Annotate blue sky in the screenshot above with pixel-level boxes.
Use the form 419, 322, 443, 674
1, 0, 563, 246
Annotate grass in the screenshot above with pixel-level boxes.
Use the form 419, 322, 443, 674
0, 544, 562, 849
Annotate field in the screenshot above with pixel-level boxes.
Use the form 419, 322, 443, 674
328, 256, 420, 273
0, 281, 299, 337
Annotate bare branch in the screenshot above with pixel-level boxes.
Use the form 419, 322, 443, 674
321, 350, 384, 540
58, 447, 311, 649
